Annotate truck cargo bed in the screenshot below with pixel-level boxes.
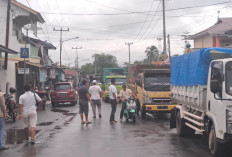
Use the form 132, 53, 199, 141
171, 85, 207, 112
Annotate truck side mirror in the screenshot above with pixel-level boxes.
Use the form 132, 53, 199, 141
210, 80, 219, 94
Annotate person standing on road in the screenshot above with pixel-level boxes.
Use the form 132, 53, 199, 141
89, 80, 103, 118
0, 85, 8, 150
18, 84, 42, 144
79, 80, 92, 125
119, 84, 137, 121
109, 78, 118, 124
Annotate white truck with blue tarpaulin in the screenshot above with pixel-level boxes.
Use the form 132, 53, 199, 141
170, 48, 232, 157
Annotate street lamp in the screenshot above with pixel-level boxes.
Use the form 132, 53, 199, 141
60, 36, 79, 67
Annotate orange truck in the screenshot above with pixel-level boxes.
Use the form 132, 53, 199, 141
127, 64, 176, 118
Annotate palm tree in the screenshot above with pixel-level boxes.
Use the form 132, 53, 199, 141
145, 45, 159, 62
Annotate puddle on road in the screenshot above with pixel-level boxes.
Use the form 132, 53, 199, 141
51, 108, 69, 113
37, 122, 53, 126
51, 108, 77, 116
63, 112, 77, 116
5, 129, 40, 145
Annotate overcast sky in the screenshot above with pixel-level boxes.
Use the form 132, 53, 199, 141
16, 0, 232, 67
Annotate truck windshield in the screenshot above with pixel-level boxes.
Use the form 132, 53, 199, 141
225, 61, 232, 95
106, 78, 127, 85
144, 74, 170, 91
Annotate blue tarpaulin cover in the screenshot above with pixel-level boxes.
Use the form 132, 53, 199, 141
171, 48, 232, 86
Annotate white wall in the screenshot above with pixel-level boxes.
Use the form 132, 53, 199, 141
0, 61, 16, 94
194, 35, 213, 48
0, 0, 31, 53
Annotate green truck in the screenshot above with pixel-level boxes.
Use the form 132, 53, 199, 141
102, 68, 127, 102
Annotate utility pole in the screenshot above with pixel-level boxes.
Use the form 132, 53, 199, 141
53, 27, 69, 67
162, 0, 167, 56
72, 46, 82, 71
23, 26, 30, 87
125, 42, 133, 65
94, 55, 98, 75
167, 34, 171, 59
4, 0, 11, 70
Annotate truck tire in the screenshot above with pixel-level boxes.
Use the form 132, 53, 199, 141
176, 111, 185, 137
176, 111, 195, 137
141, 106, 146, 119
52, 103, 56, 107
208, 124, 223, 157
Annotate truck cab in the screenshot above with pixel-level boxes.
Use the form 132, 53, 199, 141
136, 69, 176, 118
103, 75, 127, 102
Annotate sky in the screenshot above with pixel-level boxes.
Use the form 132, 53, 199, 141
15, 0, 232, 67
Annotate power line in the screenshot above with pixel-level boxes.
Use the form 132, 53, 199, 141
133, 0, 156, 42
39, 1, 232, 16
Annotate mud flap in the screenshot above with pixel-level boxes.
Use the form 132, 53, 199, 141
170, 108, 176, 129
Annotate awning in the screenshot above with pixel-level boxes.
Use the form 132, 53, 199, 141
0, 45, 18, 54
26, 62, 42, 68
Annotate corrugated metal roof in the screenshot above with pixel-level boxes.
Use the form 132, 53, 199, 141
189, 18, 232, 39
0, 45, 18, 54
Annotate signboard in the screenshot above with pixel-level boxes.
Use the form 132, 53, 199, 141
20, 48, 29, 58
18, 68, 29, 74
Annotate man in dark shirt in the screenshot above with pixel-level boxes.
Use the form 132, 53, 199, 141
79, 80, 92, 124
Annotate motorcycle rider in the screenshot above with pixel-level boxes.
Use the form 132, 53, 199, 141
119, 84, 137, 121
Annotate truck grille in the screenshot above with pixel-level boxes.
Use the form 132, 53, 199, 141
152, 98, 171, 104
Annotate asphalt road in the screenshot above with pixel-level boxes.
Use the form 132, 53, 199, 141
0, 101, 217, 157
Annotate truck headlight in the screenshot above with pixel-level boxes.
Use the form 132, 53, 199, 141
143, 95, 152, 104
226, 110, 232, 134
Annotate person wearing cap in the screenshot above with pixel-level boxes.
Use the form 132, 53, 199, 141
89, 80, 103, 118
119, 84, 136, 121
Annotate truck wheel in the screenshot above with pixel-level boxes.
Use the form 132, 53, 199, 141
208, 124, 223, 156
176, 111, 195, 137
141, 106, 146, 119
176, 111, 185, 137
52, 103, 56, 107
43, 103, 46, 110
132, 114, 136, 123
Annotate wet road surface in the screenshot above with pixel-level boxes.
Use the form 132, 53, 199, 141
0, 102, 219, 157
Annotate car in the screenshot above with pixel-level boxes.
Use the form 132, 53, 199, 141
51, 82, 78, 107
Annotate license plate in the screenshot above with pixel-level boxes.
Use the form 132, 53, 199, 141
58, 93, 67, 97
157, 106, 168, 109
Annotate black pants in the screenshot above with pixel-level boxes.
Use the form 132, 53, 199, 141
110, 99, 117, 122
120, 102, 126, 119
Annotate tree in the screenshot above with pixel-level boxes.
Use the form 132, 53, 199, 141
145, 45, 159, 62
93, 53, 118, 74
133, 60, 143, 65
123, 62, 129, 67
80, 63, 94, 75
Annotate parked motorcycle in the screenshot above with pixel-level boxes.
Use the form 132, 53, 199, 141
123, 98, 137, 123
35, 88, 47, 110
4, 87, 17, 122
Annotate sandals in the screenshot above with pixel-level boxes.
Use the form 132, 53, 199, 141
81, 122, 85, 124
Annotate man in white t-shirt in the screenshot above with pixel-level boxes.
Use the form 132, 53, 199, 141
108, 78, 118, 124
89, 80, 103, 118
18, 84, 41, 144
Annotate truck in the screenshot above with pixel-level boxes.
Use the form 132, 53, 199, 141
102, 68, 127, 102
89, 74, 102, 85
170, 48, 232, 156
127, 64, 176, 118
